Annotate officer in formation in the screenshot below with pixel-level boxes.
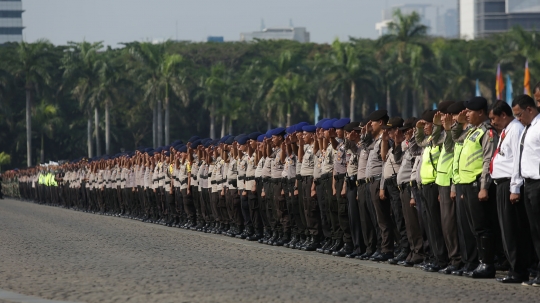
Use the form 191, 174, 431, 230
5, 94, 540, 285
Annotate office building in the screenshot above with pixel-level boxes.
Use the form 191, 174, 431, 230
240, 27, 310, 43
459, 0, 540, 39
0, 0, 24, 44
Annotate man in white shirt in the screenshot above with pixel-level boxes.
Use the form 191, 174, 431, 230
489, 100, 532, 284
511, 94, 540, 286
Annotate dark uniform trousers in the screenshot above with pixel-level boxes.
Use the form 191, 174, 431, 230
240, 188, 252, 229
226, 188, 243, 227
334, 175, 352, 244
322, 175, 340, 241
399, 184, 425, 263
359, 181, 379, 254
296, 175, 308, 238
192, 183, 203, 224
370, 179, 395, 254
247, 189, 262, 233
263, 180, 276, 231
256, 179, 270, 231
346, 178, 365, 254
438, 185, 462, 266
302, 177, 322, 238
461, 180, 501, 264
285, 179, 305, 236
383, 176, 409, 252
181, 188, 196, 222
497, 180, 532, 277
218, 189, 230, 225
523, 179, 540, 273
200, 187, 212, 224
209, 191, 221, 224
273, 181, 290, 234
413, 186, 433, 263
421, 183, 449, 267
315, 178, 331, 240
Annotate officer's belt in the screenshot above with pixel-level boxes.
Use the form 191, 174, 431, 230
192, 176, 197, 181
270, 178, 281, 184
524, 178, 540, 184
238, 176, 245, 181
493, 178, 510, 185
409, 180, 418, 188
398, 182, 409, 192
320, 173, 332, 181
296, 174, 302, 181
365, 174, 382, 183
245, 176, 255, 181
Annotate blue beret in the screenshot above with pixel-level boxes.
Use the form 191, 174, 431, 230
322, 118, 338, 130
179, 146, 188, 153
188, 136, 200, 143
164, 151, 170, 156
333, 118, 351, 129
225, 136, 235, 145
172, 140, 183, 145
203, 141, 211, 148
211, 139, 220, 146
191, 139, 202, 149
295, 122, 309, 132
257, 134, 265, 142
286, 126, 295, 134
248, 132, 262, 140
219, 136, 228, 144
144, 148, 153, 152
154, 147, 163, 153
315, 118, 329, 128
272, 127, 286, 136
302, 125, 316, 133
237, 135, 249, 145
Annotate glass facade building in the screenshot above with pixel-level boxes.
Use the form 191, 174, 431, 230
459, 0, 540, 39
0, 0, 23, 44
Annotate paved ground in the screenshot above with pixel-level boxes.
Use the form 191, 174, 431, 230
1, 198, 539, 303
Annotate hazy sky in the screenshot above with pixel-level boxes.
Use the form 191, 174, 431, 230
23, 0, 455, 47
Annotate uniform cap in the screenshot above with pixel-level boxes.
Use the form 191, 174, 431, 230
333, 118, 351, 129
315, 118, 329, 128
381, 117, 404, 129
257, 134, 266, 142
271, 127, 286, 136
302, 125, 317, 133
247, 132, 262, 140
368, 110, 389, 122
421, 110, 437, 123
286, 125, 295, 134
322, 118, 338, 130
237, 135, 249, 145
399, 118, 418, 131
447, 101, 466, 115
465, 97, 488, 111
344, 122, 360, 132
295, 122, 309, 132
191, 139, 202, 149
179, 146, 188, 153
437, 101, 455, 114
188, 136, 200, 143
225, 136, 235, 145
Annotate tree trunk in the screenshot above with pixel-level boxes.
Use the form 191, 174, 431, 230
105, 101, 110, 155
228, 118, 233, 135
87, 117, 92, 158
40, 132, 44, 164
386, 84, 392, 117
220, 115, 226, 138
26, 89, 32, 167
423, 87, 429, 111
266, 108, 272, 130
350, 81, 356, 121
152, 104, 157, 148
209, 102, 215, 139
157, 99, 163, 147
164, 97, 170, 145
94, 107, 101, 157
286, 104, 291, 126
412, 91, 418, 118
340, 90, 346, 118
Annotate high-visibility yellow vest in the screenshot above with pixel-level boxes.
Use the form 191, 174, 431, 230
420, 142, 440, 185
458, 126, 489, 184
452, 142, 464, 184
435, 146, 454, 187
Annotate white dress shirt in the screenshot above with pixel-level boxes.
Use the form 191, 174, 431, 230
517, 113, 540, 182
492, 119, 524, 193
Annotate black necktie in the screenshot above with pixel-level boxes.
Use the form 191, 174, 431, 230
519, 125, 530, 176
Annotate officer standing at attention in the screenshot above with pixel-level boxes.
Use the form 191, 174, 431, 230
510, 95, 540, 286
452, 96, 498, 279
489, 100, 532, 283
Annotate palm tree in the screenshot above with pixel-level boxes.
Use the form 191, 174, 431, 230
62, 41, 104, 157
33, 99, 61, 163
9, 40, 54, 167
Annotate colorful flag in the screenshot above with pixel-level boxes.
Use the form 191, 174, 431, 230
496, 64, 505, 100
314, 102, 320, 125
506, 74, 513, 105
475, 79, 481, 96
524, 60, 531, 96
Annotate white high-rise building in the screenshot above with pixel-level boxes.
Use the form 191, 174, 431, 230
240, 27, 310, 43
459, 0, 540, 39
0, 0, 24, 44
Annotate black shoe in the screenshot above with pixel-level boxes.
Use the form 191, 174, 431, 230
324, 239, 342, 254
471, 263, 496, 279
357, 251, 373, 260
303, 238, 321, 251
495, 261, 510, 272
394, 250, 409, 261
332, 242, 353, 257
370, 252, 393, 262
522, 277, 540, 286
345, 252, 361, 259
438, 264, 461, 275
247, 233, 263, 241
496, 275, 527, 284
398, 260, 414, 267
317, 239, 332, 253
388, 258, 400, 265
267, 231, 278, 245
414, 261, 428, 270
296, 237, 309, 250
284, 235, 297, 248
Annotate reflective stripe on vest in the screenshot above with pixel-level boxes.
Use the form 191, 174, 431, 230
435, 146, 454, 186
420, 143, 440, 185
458, 127, 485, 184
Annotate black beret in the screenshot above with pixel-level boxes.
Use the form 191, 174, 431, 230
381, 117, 404, 129
188, 136, 200, 143
399, 117, 417, 131
465, 97, 488, 111
421, 110, 436, 123
344, 122, 360, 132
248, 132, 262, 140
225, 136, 235, 145
368, 110, 389, 122
447, 101, 466, 115
437, 101, 455, 114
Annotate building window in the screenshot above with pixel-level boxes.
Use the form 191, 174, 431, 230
0, 10, 22, 18
484, 19, 508, 31
484, 2, 505, 14
0, 27, 22, 35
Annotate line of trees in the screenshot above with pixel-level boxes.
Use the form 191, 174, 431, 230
0, 11, 538, 170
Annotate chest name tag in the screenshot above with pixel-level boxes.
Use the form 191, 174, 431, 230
469, 131, 481, 142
